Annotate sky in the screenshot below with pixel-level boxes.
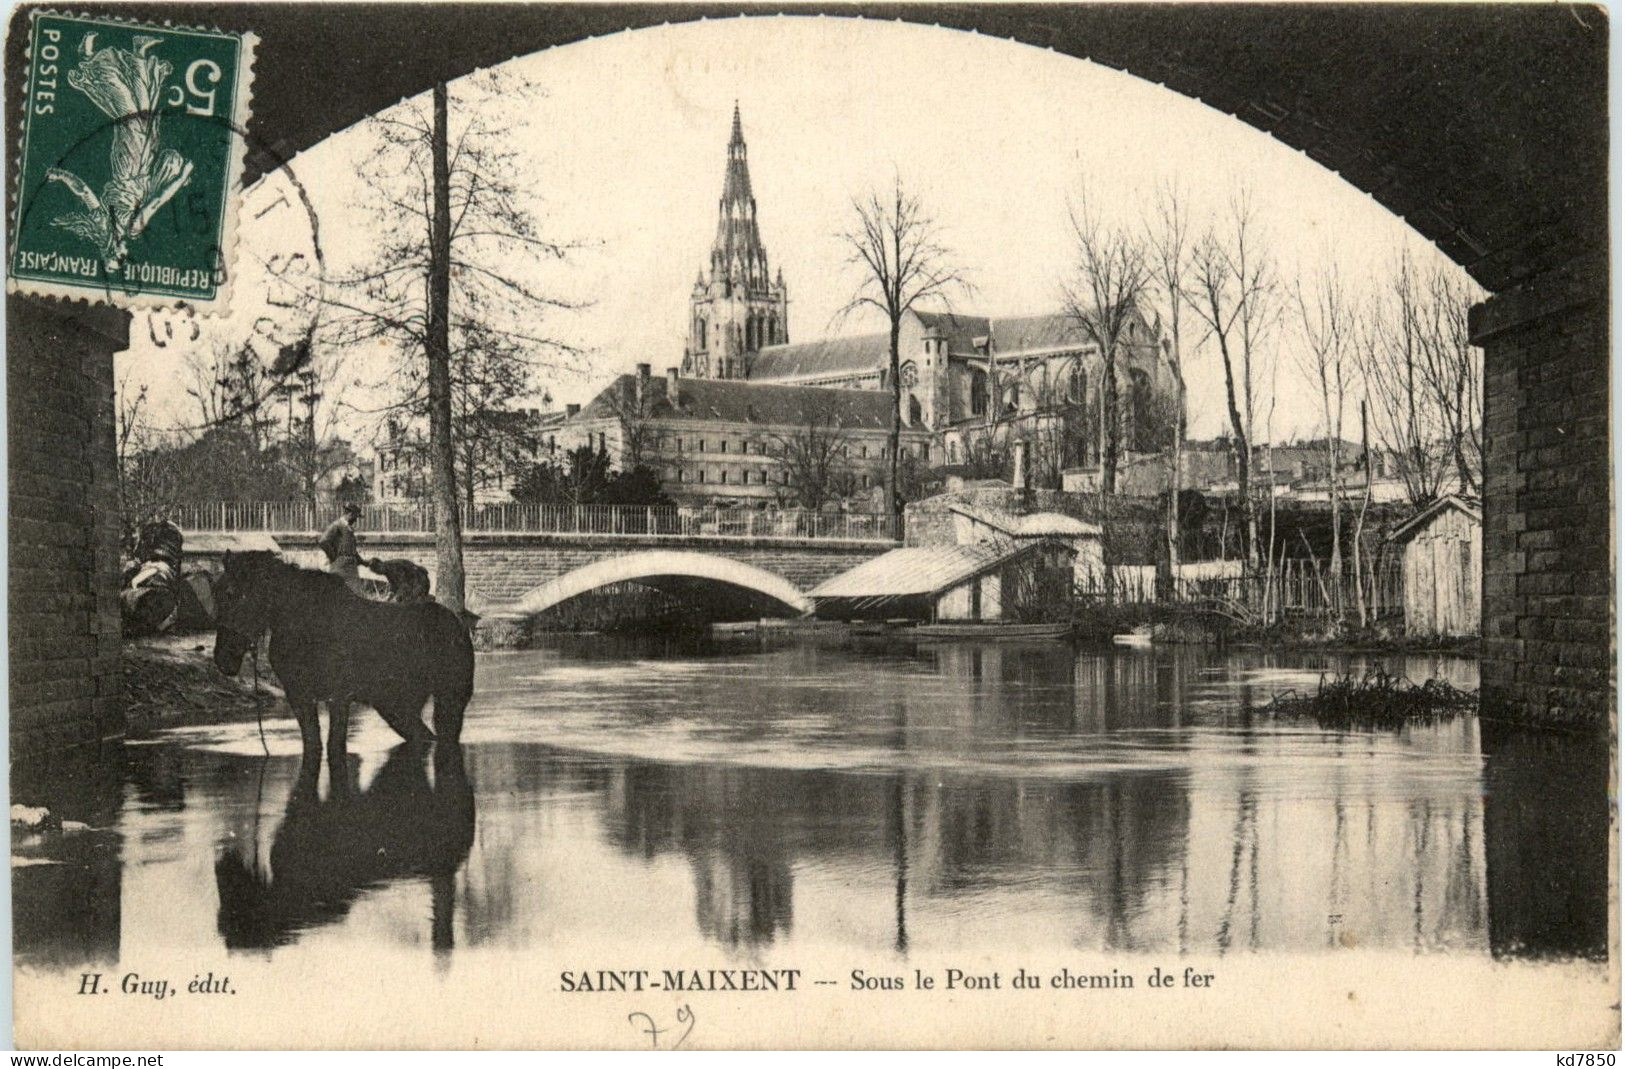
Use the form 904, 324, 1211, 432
118, 15, 1479, 449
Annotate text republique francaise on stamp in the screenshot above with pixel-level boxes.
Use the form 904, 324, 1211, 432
9, 11, 255, 308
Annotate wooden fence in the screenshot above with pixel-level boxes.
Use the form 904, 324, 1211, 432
1076, 558, 1405, 620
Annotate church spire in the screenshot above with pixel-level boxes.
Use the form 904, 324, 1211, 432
686, 105, 789, 380
712, 103, 764, 284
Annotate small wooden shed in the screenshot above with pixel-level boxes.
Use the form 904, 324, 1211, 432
1389, 495, 1482, 637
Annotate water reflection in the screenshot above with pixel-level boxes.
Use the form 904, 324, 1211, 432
10, 637, 1609, 969
213, 744, 474, 953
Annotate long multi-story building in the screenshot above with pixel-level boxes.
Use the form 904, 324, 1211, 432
558, 365, 933, 506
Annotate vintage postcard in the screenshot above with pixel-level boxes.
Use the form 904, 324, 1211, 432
5, 1, 1616, 1052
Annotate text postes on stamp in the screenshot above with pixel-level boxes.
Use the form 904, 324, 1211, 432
9, 11, 256, 309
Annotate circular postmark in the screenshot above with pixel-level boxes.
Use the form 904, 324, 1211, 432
128, 112, 331, 375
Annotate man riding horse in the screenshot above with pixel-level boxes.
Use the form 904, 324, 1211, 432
318, 503, 366, 593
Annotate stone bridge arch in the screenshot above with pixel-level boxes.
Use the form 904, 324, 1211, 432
502, 550, 813, 619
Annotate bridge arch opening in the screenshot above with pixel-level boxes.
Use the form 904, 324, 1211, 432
502, 551, 813, 622
7, 4, 1603, 758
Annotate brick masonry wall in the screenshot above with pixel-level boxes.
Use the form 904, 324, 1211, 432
9, 296, 129, 757
1473, 259, 1613, 728
273, 533, 890, 606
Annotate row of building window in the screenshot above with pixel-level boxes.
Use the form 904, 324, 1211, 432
673, 468, 875, 489
666, 437, 930, 461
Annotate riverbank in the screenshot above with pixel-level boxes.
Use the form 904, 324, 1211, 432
1226, 623, 1479, 658
1132, 609, 1480, 658
122, 633, 282, 733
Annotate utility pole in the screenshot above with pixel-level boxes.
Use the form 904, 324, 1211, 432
428, 82, 466, 615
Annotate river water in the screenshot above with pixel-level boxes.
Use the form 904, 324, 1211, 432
12, 635, 1609, 970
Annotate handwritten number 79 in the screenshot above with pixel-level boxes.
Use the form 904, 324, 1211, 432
628, 1006, 696, 1049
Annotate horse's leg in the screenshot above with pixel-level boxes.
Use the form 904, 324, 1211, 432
431, 687, 469, 747
290, 692, 321, 760
290, 749, 321, 807
327, 697, 351, 780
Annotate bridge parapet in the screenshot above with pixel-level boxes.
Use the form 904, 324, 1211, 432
171, 502, 897, 543
256, 530, 891, 607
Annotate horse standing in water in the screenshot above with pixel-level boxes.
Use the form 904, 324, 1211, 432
213, 551, 474, 770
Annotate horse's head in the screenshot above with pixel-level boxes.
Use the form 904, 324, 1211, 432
213, 551, 279, 675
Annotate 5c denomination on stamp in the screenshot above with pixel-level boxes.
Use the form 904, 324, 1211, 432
9, 11, 256, 308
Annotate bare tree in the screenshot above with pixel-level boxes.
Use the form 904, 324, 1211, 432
1294, 262, 1357, 616
1364, 253, 1447, 508
447, 328, 548, 511
956, 419, 1012, 482
278, 367, 359, 511
313, 73, 585, 611
183, 340, 279, 448
1363, 255, 1484, 508
115, 374, 170, 540
1188, 191, 1277, 563
1350, 399, 1374, 626
1144, 182, 1193, 592
600, 373, 661, 473
1420, 267, 1483, 497
769, 413, 857, 511
1062, 198, 1149, 495
836, 176, 970, 531
1012, 354, 1091, 490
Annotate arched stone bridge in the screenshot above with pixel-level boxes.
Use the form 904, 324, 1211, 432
271, 531, 888, 620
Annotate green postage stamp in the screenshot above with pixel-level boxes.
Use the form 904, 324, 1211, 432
9, 11, 256, 308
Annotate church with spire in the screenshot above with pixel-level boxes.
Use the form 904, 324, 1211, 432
551, 104, 1176, 506
682, 104, 789, 380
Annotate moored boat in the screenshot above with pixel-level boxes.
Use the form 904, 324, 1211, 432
913, 621, 1072, 640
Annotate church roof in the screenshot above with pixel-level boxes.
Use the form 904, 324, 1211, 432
986, 313, 1092, 352
914, 311, 993, 352
749, 332, 890, 381
750, 310, 1098, 382
574, 374, 927, 431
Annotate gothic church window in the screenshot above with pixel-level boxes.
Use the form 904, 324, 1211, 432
1129, 368, 1155, 450
970, 368, 989, 417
